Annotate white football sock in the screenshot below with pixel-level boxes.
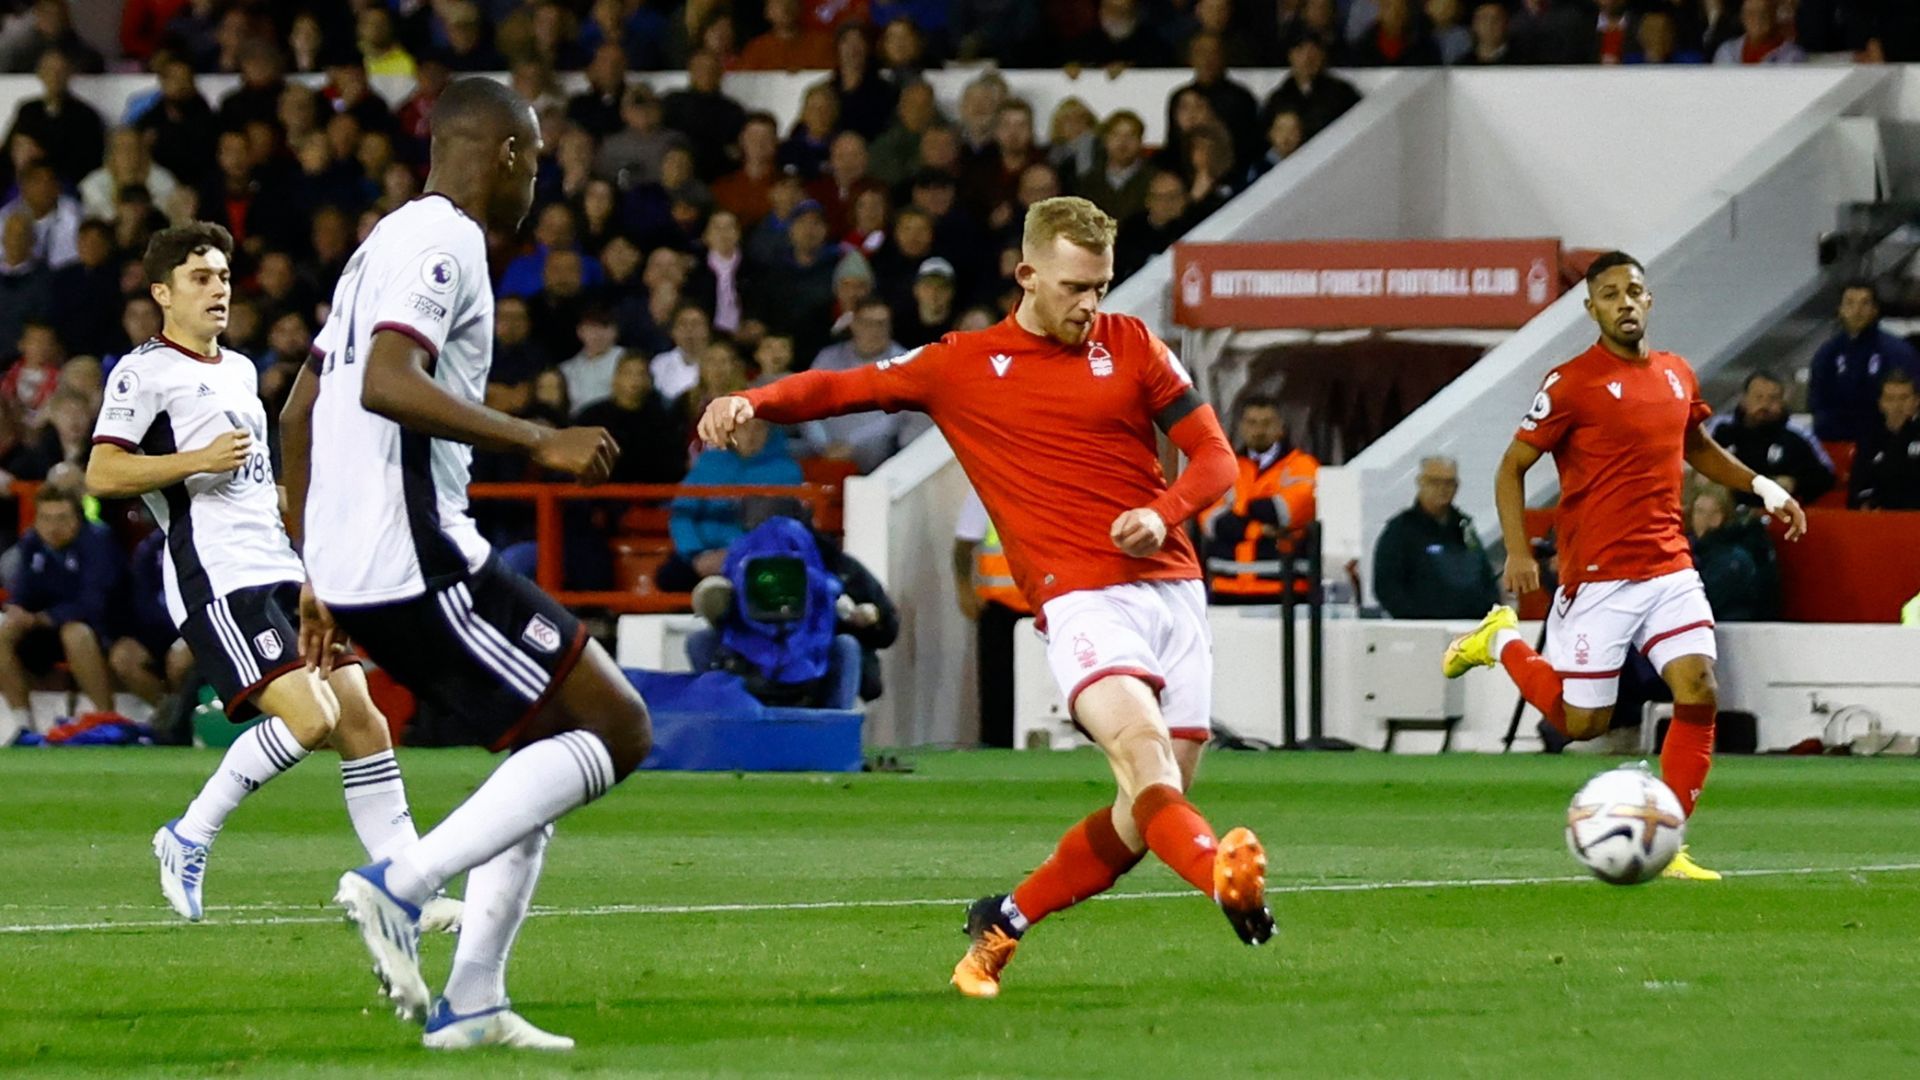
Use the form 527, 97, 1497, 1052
442, 823, 551, 1015
340, 750, 420, 861
176, 717, 309, 846
1492, 628, 1523, 656
384, 730, 613, 905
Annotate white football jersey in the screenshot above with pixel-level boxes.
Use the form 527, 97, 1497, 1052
305, 194, 496, 605
91, 336, 305, 625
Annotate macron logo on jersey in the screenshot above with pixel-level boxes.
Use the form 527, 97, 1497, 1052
1607, 381, 1623, 399
990, 353, 1012, 377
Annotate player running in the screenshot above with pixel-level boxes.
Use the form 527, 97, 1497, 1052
87, 223, 458, 931
1443, 251, 1807, 880
699, 195, 1274, 1000
291, 77, 648, 1051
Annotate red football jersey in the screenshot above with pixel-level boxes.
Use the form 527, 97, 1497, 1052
744, 311, 1205, 611
1514, 342, 1711, 586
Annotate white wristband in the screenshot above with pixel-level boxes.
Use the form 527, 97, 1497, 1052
1751, 475, 1791, 513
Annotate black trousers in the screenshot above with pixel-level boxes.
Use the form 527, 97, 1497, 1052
977, 600, 1023, 748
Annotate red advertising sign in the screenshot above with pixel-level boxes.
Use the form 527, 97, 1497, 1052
1172, 239, 1563, 330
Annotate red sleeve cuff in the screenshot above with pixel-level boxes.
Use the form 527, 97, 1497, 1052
91, 435, 139, 451
370, 321, 440, 360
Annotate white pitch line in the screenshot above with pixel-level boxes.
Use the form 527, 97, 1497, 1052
5, 862, 1918, 937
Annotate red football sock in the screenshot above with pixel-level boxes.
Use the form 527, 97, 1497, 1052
1131, 784, 1219, 896
1010, 807, 1145, 926
1662, 702, 1716, 817
1501, 637, 1568, 735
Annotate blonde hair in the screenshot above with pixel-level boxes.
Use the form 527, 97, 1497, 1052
1022, 196, 1116, 256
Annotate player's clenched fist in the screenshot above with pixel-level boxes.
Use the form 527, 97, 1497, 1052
198, 429, 251, 473
1109, 507, 1167, 557
534, 426, 620, 484
698, 395, 756, 448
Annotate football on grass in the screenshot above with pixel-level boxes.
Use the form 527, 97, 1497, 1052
1565, 766, 1686, 885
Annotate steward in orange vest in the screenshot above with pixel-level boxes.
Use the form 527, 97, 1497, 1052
1203, 397, 1318, 601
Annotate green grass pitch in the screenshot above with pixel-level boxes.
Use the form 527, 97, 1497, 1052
2, 748, 1916, 1077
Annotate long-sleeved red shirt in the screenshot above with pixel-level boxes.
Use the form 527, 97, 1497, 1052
742, 310, 1236, 613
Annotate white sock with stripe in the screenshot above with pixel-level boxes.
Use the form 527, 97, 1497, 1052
443, 823, 551, 1015
340, 750, 420, 861
176, 717, 310, 846
382, 730, 614, 906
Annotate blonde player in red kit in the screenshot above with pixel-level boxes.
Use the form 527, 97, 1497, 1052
1444, 251, 1807, 880
699, 197, 1273, 998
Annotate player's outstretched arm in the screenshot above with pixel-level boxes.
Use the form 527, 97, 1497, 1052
1684, 426, 1807, 540
1495, 439, 1543, 596
362, 330, 618, 482
709, 363, 906, 448
85, 431, 250, 498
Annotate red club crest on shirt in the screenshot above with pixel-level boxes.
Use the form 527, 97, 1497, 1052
1072, 633, 1098, 669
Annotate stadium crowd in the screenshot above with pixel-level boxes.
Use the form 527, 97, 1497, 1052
0, 0, 1913, 740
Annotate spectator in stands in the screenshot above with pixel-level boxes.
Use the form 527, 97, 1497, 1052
1461, 1, 1517, 65
1714, 0, 1807, 64
1425, 0, 1474, 64
753, 333, 798, 387
1706, 370, 1836, 507
1511, 0, 1594, 64
1587, 0, 1636, 64
1175, 115, 1238, 216
713, 112, 782, 227
740, 0, 837, 71
1246, 111, 1305, 186
135, 56, 214, 189
595, 84, 682, 192
1262, 34, 1361, 142
3, 319, 64, 431
781, 83, 842, 180
1849, 369, 1920, 510
653, 301, 714, 405
663, 417, 804, 591
1809, 282, 1920, 441
79, 127, 179, 224
1170, 33, 1260, 172
527, 248, 597, 361
963, 100, 1042, 226
104, 296, 160, 376
952, 71, 1007, 157
575, 352, 688, 484
1046, 98, 1100, 192
1204, 395, 1319, 603
1115, 170, 1193, 281
951, 0, 1040, 64
682, 210, 748, 337
1693, 0, 1747, 59
217, 40, 285, 131
1351, 0, 1444, 66
559, 308, 625, 415
0, 486, 121, 727
826, 250, 877, 338
813, 131, 883, 235
1687, 484, 1779, 621
892, 256, 957, 348
484, 294, 549, 415
1371, 455, 1499, 618
0, 1, 102, 74
567, 42, 629, 139
108, 528, 194, 721
1077, 111, 1153, 225
869, 82, 940, 188
6, 388, 90, 480
832, 23, 898, 139
799, 297, 926, 472
664, 51, 748, 182
50, 221, 118, 359
1068, 0, 1175, 71
4, 49, 103, 190
0, 214, 51, 362
1629, 9, 1707, 64
440, 1, 506, 72
756, 199, 840, 362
